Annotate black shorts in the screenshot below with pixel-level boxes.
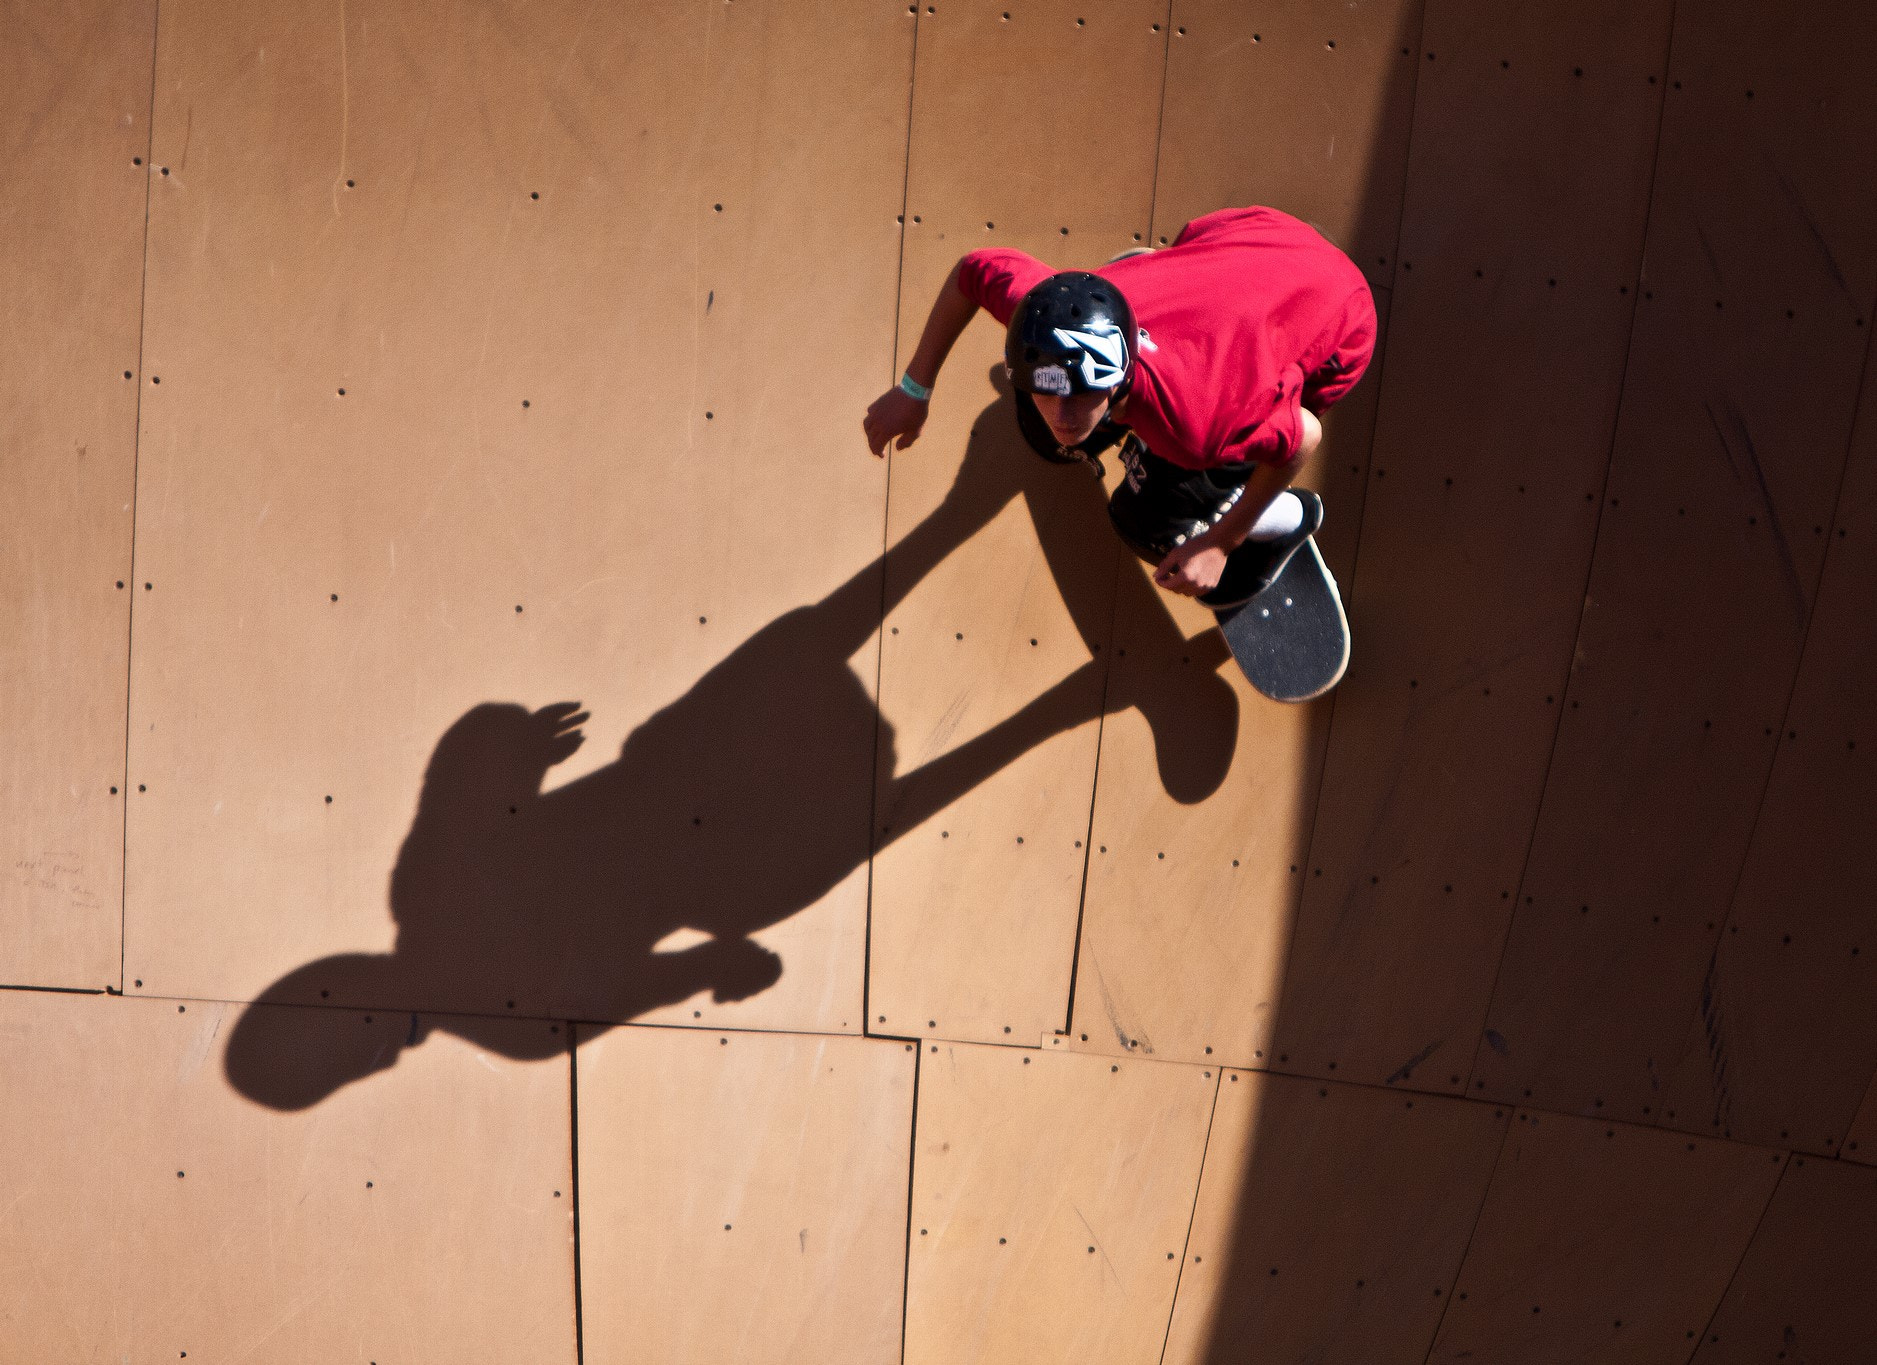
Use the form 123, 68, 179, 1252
1012, 391, 1253, 565
1107, 438, 1258, 564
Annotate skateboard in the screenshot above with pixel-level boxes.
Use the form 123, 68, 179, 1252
1213, 537, 1350, 702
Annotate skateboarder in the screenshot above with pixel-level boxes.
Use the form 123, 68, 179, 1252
863, 205, 1375, 607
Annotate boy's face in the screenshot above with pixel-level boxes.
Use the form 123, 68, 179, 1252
1032, 390, 1112, 447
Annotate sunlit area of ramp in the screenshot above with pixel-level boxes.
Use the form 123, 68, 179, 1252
5, 1, 1876, 1361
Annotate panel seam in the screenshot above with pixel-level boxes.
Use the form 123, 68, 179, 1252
569, 1024, 586, 1365
1415, 1107, 1517, 1364
1678, 1153, 1793, 1365
865, 4, 924, 1042
1155, 1065, 1224, 1364
118, 0, 163, 996
898, 1039, 923, 1365
1142, 0, 1175, 243
1060, 546, 1126, 1041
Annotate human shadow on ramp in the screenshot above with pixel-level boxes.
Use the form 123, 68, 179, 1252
226, 376, 1238, 1109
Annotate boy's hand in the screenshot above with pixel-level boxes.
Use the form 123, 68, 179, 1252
864, 387, 929, 457
1153, 538, 1229, 597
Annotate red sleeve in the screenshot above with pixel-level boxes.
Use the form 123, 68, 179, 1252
956, 248, 1055, 327
1228, 367, 1308, 468
1244, 284, 1376, 465
1169, 206, 1262, 248
1302, 286, 1377, 413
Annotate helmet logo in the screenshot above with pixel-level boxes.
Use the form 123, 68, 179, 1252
1052, 324, 1128, 390
1031, 364, 1072, 396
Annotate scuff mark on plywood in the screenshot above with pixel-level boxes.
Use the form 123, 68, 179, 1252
1090, 953, 1149, 1055
1703, 398, 1806, 627
1385, 1038, 1444, 1085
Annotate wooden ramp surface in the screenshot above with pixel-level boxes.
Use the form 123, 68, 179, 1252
902, 1042, 1216, 1365
1661, 350, 1877, 1153
0, 0, 153, 991
1426, 1111, 1784, 1364
867, 0, 1168, 1047
1276, 0, 1675, 1091
1065, 0, 1409, 1075
1162, 1072, 1507, 1364
1474, 0, 1877, 1123
577, 1026, 915, 1365
1689, 1156, 1877, 1363
121, 0, 909, 1032
3, 0, 1876, 1359
0, 990, 574, 1362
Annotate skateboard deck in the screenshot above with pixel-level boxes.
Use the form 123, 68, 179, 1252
1213, 537, 1349, 702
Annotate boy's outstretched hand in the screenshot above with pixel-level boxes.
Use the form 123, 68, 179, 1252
864, 386, 928, 457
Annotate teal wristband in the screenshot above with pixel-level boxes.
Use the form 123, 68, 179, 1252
898, 372, 933, 402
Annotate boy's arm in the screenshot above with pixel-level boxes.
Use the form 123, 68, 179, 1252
1152, 408, 1323, 596
864, 260, 979, 457
905, 260, 979, 390
1204, 458, 1301, 552
1206, 406, 1323, 551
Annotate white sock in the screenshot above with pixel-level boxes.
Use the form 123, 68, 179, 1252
1244, 490, 1303, 541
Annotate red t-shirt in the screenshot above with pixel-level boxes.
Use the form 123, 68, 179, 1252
956, 206, 1376, 470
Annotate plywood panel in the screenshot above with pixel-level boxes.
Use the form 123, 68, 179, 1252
1066, 0, 1411, 1071
903, 1043, 1216, 1365
1474, 1, 1877, 1122
1162, 1073, 1507, 1365
1689, 1155, 1877, 1364
1426, 1112, 1783, 1364
0, 990, 573, 1360
0, 1, 154, 989
1662, 371, 1877, 1152
577, 1026, 915, 1365
1273, 0, 1674, 1093
1154, 0, 1424, 294
868, 0, 1170, 1044
124, 0, 913, 1031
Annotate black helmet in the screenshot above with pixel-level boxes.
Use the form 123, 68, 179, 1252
1005, 272, 1137, 398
